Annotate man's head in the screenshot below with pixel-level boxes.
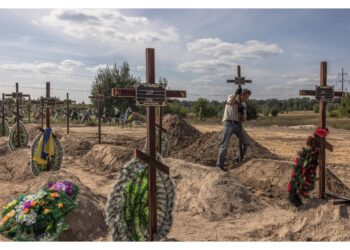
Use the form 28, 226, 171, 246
241, 89, 252, 102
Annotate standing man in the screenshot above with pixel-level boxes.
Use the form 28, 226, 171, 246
216, 88, 252, 170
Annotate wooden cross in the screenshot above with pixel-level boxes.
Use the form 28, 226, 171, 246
89, 85, 106, 144
31, 82, 65, 129
63, 92, 76, 135
299, 61, 344, 199
1, 93, 10, 136
111, 48, 186, 241
226, 65, 253, 162
4, 83, 30, 147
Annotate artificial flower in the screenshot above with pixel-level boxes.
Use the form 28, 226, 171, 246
7, 210, 16, 218
43, 208, 50, 214
57, 203, 64, 209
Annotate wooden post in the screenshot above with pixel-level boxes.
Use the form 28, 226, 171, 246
46, 82, 51, 128
319, 62, 327, 199
66, 93, 70, 134
158, 106, 163, 154
1, 93, 5, 136
28, 97, 31, 124
41, 106, 44, 128
145, 48, 158, 240
98, 86, 102, 145
15, 83, 20, 147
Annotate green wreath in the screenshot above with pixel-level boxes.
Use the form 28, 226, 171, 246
8, 121, 29, 151
31, 132, 63, 176
0, 120, 9, 137
106, 156, 175, 241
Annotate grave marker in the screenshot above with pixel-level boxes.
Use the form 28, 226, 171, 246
111, 48, 186, 240
299, 61, 344, 199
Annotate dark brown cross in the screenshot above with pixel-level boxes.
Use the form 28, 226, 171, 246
31, 82, 65, 129
227, 65, 253, 162
31, 82, 64, 170
4, 83, 31, 147
89, 85, 105, 144
111, 48, 186, 241
299, 61, 344, 200
1, 93, 10, 136
63, 92, 76, 135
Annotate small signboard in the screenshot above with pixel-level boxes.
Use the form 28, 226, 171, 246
12, 92, 23, 99
40, 97, 56, 108
136, 84, 166, 106
315, 86, 334, 102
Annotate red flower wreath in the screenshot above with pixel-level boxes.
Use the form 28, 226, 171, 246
287, 127, 329, 204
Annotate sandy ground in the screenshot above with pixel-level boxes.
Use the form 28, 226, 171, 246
1, 121, 350, 241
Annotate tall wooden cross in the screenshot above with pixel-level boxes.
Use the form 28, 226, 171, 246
4, 83, 31, 147
111, 48, 186, 241
63, 92, 75, 135
1, 93, 10, 136
227, 65, 253, 162
299, 61, 344, 199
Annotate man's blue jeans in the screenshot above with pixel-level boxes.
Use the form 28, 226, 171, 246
216, 121, 250, 168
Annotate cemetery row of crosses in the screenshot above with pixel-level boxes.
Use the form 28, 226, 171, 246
1, 48, 350, 241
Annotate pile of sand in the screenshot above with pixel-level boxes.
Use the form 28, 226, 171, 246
0, 148, 32, 182
165, 158, 264, 220
162, 115, 202, 153
83, 144, 133, 176
60, 135, 94, 156
173, 131, 279, 168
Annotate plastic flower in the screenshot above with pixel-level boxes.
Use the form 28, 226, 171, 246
314, 128, 329, 138
57, 203, 64, 209
50, 193, 59, 198
7, 210, 16, 218
43, 208, 50, 214
287, 182, 292, 191
40, 201, 45, 206
4, 199, 18, 210
30, 201, 37, 207
23, 208, 30, 214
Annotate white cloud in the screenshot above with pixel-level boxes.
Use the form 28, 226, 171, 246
187, 38, 282, 59
0, 59, 85, 77
178, 38, 283, 73
37, 9, 179, 44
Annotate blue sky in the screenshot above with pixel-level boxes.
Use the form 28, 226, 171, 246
0, 9, 349, 102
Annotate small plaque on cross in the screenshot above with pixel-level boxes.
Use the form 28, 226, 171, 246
315, 85, 334, 102
136, 83, 166, 106
40, 97, 56, 108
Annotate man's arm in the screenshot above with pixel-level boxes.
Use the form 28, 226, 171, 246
227, 94, 239, 106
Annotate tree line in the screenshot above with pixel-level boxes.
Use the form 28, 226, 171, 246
90, 62, 350, 120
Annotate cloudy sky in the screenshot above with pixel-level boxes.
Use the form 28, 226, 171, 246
0, 9, 350, 102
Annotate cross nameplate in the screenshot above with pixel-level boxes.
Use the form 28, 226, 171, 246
136, 84, 166, 106
315, 86, 334, 102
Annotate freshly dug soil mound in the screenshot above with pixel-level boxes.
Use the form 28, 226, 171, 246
61, 135, 94, 156
165, 158, 264, 220
26, 124, 41, 140
162, 115, 202, 153
0, 148, 32, 181
83, 144, 133, 175
173, 131, 279, 168
231, 158, 350, 208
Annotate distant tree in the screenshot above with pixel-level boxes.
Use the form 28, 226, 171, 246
313, 103, 319, 113
192, 98, 217, 119
270, 105, 280, 117
339, 93, 350, 118
246, 100, 259, 120
91, 62, 138, 116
